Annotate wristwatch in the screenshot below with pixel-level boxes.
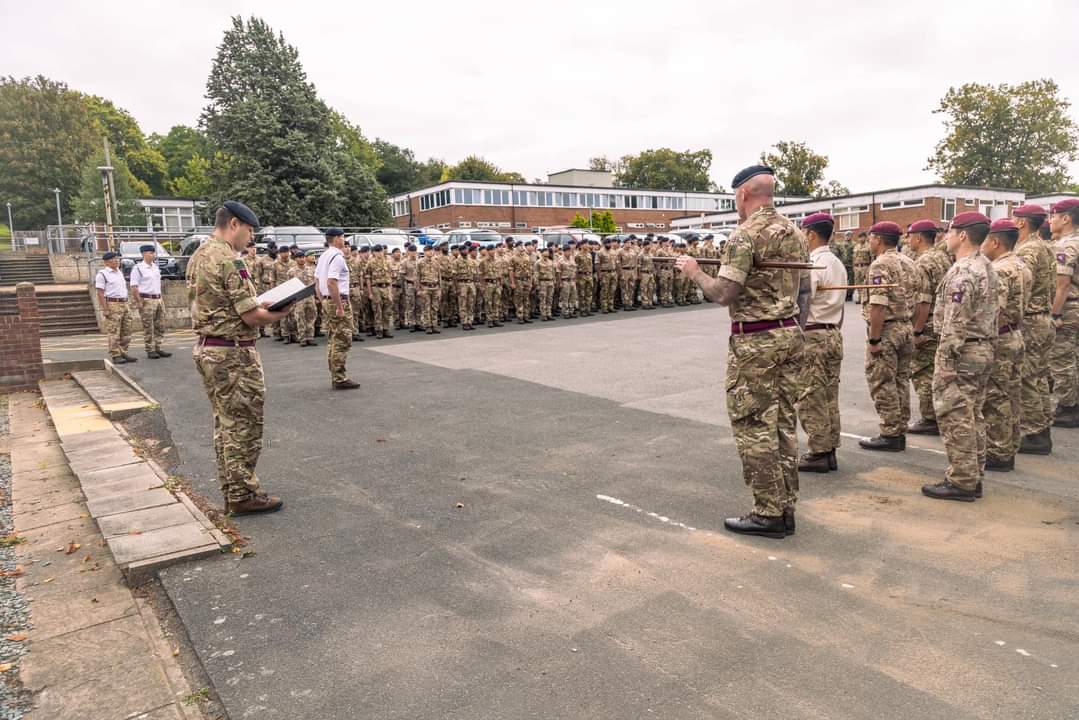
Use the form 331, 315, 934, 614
868, 337, 882, 345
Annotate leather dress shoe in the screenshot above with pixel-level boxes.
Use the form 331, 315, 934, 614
111, 355, 127, 364
798, 452, 831, 473
156, 349, 172, 357
147, 350, 161, 359
333, 379, 361, 390
921, 481, 976, 502
828, 449, 838, 471
121, 354, 137, 363
858, 434, 904, 451
1018, 428, 1052, 455
907, 418, 940, 435
985, 456, 1014, 472
723, 513, 786, 539
226, 493, 283, 515
783, 507, 795, 536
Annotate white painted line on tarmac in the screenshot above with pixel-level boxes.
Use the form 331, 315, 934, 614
595, 494, 702, 534
840, 431, 947, 456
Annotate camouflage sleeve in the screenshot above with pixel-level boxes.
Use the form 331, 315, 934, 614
937, 274, 974, 357
717, 229, 752, 285
223, 258, 260, 316
995, 268, 1010, 315
915, 259, 934, 305
866, 258, 893, 307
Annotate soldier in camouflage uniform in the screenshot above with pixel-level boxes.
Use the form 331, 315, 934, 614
656, 240, 674, 307
535, 247, 557, 320
1013, 205, 1057, 453
389, 248, 404, 329
685, 238, 703, 304
366, 245, 396, 338
672, 242, 688, 305
479, 246, 504, 328
254, 245, 275, 337
270, 246, 291, 341
859, 221, 920, 451
852, 232, 872, 303
1048, 199, 1079, 428
349, 246, 368, 339
192, 202, 287, 514
558, 244, 579, 318
637, 240, 656, 309
316, 230, 360, 389
509, 243, 534, 323
982, 219, 1030, 471
288, 251, 318, 347
456, 243, 479, 330
574, 240, 594, 316
618, 239, 639, 310
677, 165, 809, 539
596, 239, 618, 312
417, 248, 442, 334
906, 221, 953, 435
94, 252, 136, 363
400, 244, 420, 332
923, 212, 998, 502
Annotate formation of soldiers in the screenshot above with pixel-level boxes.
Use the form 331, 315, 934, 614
241, 233, 727, 341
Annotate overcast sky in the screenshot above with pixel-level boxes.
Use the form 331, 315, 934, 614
3, 0, 1077, 192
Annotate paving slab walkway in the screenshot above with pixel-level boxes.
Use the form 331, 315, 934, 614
7, 393, 202, 720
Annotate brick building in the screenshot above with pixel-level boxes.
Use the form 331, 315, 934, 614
669, 184, 1026, 236
388, 169, 742, 232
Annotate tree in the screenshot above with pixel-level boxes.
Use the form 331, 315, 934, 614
150, 125, 214, 181
329, 110, 379, 172
0, 76, 100, 229
570, 213, 590, 229
82, 95, 167, 195
616, 148, 719, 192
760, 141, 847, 198
441, 155, 523, 183
201, 16, 388, 226
169, 154, 214, 198
71, 150, 145, 225
927, 80, 1078, 193
591, 210, 617, 234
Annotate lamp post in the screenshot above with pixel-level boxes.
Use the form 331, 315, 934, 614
5, 202, 12, 234
53, 187, 63, 227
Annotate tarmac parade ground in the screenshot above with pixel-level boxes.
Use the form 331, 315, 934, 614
42, 304, 1079, 719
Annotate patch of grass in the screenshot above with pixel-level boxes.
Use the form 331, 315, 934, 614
182, 687, 210, 705
0, 535, 26, 548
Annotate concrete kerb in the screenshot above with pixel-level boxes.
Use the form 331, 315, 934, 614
103, 358, 158, 407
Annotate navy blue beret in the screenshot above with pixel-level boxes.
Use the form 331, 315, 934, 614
222, 200, 260, 228
102, 251, 118, 260
325, 227, 345, 238
731, 165, 774, 189
139, 244, 155, 253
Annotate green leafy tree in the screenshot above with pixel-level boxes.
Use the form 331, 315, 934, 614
760, 141, 847, 198
150, 125, 214, 181
201, 15, 388, 226
0, 76, 100, 229
418, 158, 448, 187
82, 95, 167, 195
441, 155, 523, 183
169, 154, 214, 197
591, 210, 617, 234
616, 148, 719, 192
926, 80, 1078, 193
71, 150, 145, 225
570, 213, 590, 229
330, 110, 380, 172
373, 140, 421, 195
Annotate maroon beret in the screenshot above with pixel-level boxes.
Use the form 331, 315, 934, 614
950, 211, 991, 229
869, 221, 902, 237
1013, 204, 1047, 218
989, 218, 1018, 233
907, 219, 937, 233
800, 212, 834, 230
1051, 198, 1079, 213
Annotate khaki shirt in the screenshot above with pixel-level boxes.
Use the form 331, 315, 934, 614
192, 237, 259, 341
991, 252, 1031, 330
1054, 231, 1079, 301
1014, 236, 1055, 315
934, 253, 998, 356
864, 249, 918, 323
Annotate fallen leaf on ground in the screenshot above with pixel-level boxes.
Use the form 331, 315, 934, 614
0, 567, 24, 578
64, 542, 81, 555
128, 530, 143, 536
5, 634, 27, 642
41, 577, 54, 584
0, 663, 12, 672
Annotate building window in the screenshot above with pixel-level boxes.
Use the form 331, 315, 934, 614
880, 198, 925, 210
458, 221, 472, 228
515, 221, 527, 228
942, 198, 956, 221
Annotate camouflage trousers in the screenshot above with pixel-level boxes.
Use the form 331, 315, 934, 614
576, 276, 593, 313
865, 322, 913, 436
620, 274, 637, 308
726, 326, 804, 517
104, 301, 133, 358
442, 280, 458, 324
484, 282, 502, 324
403, 282, 418, 327
349, 295, 362, 335
538, 280, 555, 319
673, 275, 686, 304
370, 285, 394, 333
393, 285, 404, 328
419, 285, 441, 330
638, 273, 655, 308
514, 281, 532, 321
599, 273, 617, 312
853, 265, 869, 303
1020, 313, 1055, 434
796, 327, 843, 454
910, 331, 940, 421
292, 298, 316, 341
192, 343, 264, 503
657, 272, 673, 305
322, 299, 353, 384
934, 341, 992, 491
985, 332, 1024, 461
1049, 306, 1079, 410
138, 298, 165, 352
502, 283, 513, 321
560, 281, 578, 317
457, 281, 476, 325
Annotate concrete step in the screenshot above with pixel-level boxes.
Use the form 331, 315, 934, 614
0, 287, 100, 336
71, 368, 154, 419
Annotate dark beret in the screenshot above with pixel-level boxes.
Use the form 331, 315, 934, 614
731, 164, 774, 189
1051, 198, 1079, 213
246, 240, 257, 247
449, 244, 459, 250
1013, 204, 1047, 218
391, 247, 401, 253
989, 218, 1018, 233
869, 221, 903, 237
222, 200, 259, 228
266, 247, 278, 257
950, 212, 991, 229
357, 246, 369, 253
530, 239, 538, 245
325, 227, 345, 238
102, 251, 118, 260
290, 247, 303, 256
704, 234, 714, 240
907, 220, 937, 233
406, 244, 416, 251
373, 244, 384, 252
642, 239, 651, 246
800, 212, 834, 230
139, 244, 155, 253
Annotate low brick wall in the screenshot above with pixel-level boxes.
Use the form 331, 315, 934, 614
49, 253, 97, 283
0, 283, 45, 392
90, 279, 191, 332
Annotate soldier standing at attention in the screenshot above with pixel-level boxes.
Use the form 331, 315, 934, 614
906, 221, 953, 436
441, 245, 458, 328
982, 218, 1030, 472
455, 242, 478, 331
389, 248, 404, 330
130, 243, 171, 360
685, 237, 703, 304
558, 244, 579, 318
535, 246, 557, 321
852, 231, 871, 303
366, 245, 396, 339
509, 243, 534, 324
255, 244, 274, 337
656, 239, 674, 307
270, 244, 291, 341
859, 221, 918, 452
417, 246, 442, 334
288, 251, 317, 347
795, 213, 847, 473
479, 245, 504, 328
1013, 205, 1057, 454
95, 251, 136, 364
348, 245, 366, 340
637, 240, 656, 309
1048, 199, 1079, 428
400, 244, 420, 332
574, 240, 594, 316
596, 238, 617, 313
922, 213, 998, 502
192, 201, 289, 514
314, 229, 360, 390
676, 165, 809, 539
620, 238, 639, 310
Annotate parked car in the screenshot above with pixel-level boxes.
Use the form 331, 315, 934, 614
446, 229, 504, 249
176, 234, 211, 278
408, 227, 447, 246
118, 241, 180, 279
258, 226, 325, 252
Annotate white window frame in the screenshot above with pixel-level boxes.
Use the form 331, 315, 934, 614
942, 198, 956, 222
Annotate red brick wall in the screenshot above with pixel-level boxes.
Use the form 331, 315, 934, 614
0, 283, 44, 393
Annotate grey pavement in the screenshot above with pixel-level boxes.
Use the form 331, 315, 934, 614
44, 303, 1079, 719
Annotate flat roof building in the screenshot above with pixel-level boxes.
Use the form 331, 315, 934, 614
669, 184, 1027, 236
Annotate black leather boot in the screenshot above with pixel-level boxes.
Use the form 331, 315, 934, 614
1018, 428, 1052, 455
798, 452, 831, 473
985, 456, 1014, 472
921, 481, 976, 502
858, 435, 904, 452
723, 513, 786, 539
782, 507, 795, 536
